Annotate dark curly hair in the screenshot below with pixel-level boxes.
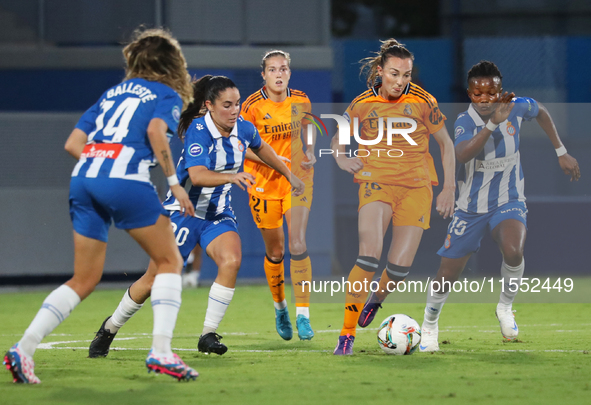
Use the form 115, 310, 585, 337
467, 60, 503, 85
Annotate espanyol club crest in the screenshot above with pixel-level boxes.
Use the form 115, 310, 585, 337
444, 234, 451, 249
506, 121, 516, 136
172, 106, 181, 122
237, 140, 245, 152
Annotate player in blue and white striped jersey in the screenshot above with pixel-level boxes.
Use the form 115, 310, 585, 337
454, 95, 537, 214
71, 77, 183, 184
162, 108, 258, 221
420, 61, 580, 352
88, 76, 304, 357
4, 28, 198, 383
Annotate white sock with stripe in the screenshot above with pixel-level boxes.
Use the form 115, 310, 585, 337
498, 259, 525, 308
423, 282, 450, 328
151, 273, 182, 357
18, 285, 81, 356
202, 283, 235, 335
106, 289, 143, 333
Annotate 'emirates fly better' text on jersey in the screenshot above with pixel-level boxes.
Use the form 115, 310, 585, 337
241, 87, 312, 200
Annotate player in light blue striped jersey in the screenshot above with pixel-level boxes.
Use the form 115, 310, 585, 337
4, 28, 198, 383
420, 61, 581, 352
88, 76, 304, 357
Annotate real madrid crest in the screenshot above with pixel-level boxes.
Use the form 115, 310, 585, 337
291, 105, 298, 116
404, 104, 412, 116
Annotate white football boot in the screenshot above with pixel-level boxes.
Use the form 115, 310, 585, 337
496, 305, 518, 340
419, 323, 440, 352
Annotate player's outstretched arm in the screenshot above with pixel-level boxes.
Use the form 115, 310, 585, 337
432, 126, 456, 219
535, 102, 581, 182
251, 141, 304, 196
147, 118, 194, 216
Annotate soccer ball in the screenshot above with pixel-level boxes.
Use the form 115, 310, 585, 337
377, 314, 421, 355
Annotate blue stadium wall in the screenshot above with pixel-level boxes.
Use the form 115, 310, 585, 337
1, 36, 590, 282
0, 67, 333, 282
0, 68, 332, 111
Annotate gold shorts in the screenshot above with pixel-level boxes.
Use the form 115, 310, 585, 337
358, 182, 432, 229
249, 178, 313, 229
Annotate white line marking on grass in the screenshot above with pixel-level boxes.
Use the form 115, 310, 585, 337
555, 330, 586, 332
497, 350, 588, 353
38, 337, 138, 349
3, 323, 590, 339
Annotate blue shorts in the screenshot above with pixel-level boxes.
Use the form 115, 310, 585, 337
168, 210, 238, 262
69, 177, 167, 242
438, 201, 528, 259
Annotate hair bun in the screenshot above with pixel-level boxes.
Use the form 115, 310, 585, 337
380, 39, 401, 53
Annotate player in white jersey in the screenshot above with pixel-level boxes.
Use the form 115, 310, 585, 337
419, 61, 581, 352
87, 75, 305, 357
4, 28, 198, 383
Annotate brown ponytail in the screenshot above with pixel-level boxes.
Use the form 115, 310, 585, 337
177, 75, 237, 140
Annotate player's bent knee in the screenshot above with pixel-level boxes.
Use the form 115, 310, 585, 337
266, 252, 284, 263
219, 255, 241, 272
501, 247, 523, 267
66, 277, 98, 299
153, 252, 184, 273
289, 240, 307, 256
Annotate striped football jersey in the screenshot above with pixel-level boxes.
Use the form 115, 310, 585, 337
455, 97, 539, 213
72, 78, 182, 183
163, 112, 262, 220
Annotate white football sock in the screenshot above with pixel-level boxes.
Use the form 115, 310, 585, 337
151, 273, 182, 356
273, 299, 287, 310
202, 283, 235, 335
106, 289, 143, 333
19, 285, 81, 356
296, 307, 310, 318
423, 282, 450, 328
498, 259, 525, 308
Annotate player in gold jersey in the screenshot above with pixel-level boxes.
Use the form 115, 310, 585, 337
241, 50, 316, 340
332, 39, 456, 355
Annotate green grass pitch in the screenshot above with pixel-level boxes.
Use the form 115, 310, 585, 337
1, 284, 590, 404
